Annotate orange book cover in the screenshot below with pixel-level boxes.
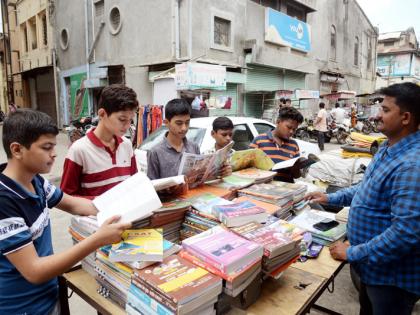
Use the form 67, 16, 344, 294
234, 196, 281, 215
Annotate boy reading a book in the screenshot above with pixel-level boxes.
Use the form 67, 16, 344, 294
250, 107, 304, 182
61, 84, 139, 199
147, 98, 200, 180
0, 109, 130, 314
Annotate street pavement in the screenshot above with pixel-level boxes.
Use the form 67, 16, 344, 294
0, 125, 418, 315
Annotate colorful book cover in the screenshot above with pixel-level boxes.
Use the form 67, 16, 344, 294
233, 168, 277, 182
188, 192, 233, 217
182, 226, 263, 274
212, 201, 256, 218
238, 182, 294, 200
230, 149, 274, 171
109, 229, 163, 262
134, 255, 222, 306
234, 196, 281, 215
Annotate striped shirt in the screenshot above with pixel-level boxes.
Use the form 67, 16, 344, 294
249, 131, 300, 182
0, 165, 63, 314
328, 131, 420, 295
60, 129, 137, 199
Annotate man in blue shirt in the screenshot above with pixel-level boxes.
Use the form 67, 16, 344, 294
306, 83, 420, 314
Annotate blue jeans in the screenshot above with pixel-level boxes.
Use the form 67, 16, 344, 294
359, 282, 419, 315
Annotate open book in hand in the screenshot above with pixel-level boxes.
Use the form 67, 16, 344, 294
93, 172, 162, 226
178, 141, 234, 188
230, 149, 274, 171
271, 153, 320, 171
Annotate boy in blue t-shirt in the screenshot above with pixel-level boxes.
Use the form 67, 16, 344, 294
0, 109, 131, 314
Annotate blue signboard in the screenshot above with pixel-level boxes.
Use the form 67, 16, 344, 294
265, 8, 311, 52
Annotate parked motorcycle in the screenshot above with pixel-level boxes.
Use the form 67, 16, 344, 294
295, 118, 331, 143
354, 115, 377, 135
66, 115, 99, 144
328, 118, 351, 144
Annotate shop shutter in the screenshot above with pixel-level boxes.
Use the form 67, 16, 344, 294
284, 70, 305, 90
245, 65, 283, 92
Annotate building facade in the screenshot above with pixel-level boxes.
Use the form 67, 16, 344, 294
53, 0, 377, 125
1, 0, 58, 121
376, 27, 420, 89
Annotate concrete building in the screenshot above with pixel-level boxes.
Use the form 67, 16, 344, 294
0, 33, 8, 114
376, 27, 420, 89
54, 0, 377, 124
1, 0, 58, 122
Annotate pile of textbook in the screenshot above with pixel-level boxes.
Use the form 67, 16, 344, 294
238, 183, 295, 220
68, 215, 99, 276
232, 220, 303, 279
95, 229, 180, 309
128, 255, 222, 315
181, 226, 264, 298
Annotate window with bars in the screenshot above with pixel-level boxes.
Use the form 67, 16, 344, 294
95, 0, 105, 17
42, 14, 48, 46
214, 16, 231, 47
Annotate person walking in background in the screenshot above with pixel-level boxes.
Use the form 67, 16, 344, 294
314, 102, 328, 151
331, 102, 346, 124
305, 83, 420, 315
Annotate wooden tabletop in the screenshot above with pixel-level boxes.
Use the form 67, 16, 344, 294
229, 267, 326, 315
63, 268, 125, 315
291, 247, 344, 279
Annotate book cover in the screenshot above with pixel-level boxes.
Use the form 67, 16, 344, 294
134, 255, 222, 306
182, 226, 263, 274
230, 149, 274, 171
212, 201, 256, 218
109, 229, 163, 263
178, 141, 234, 188
238, 183, 294, 201
232, 168, 277, 182
94, 172, 162, 225
234, 196, 281, 215
188, 193, 233, 217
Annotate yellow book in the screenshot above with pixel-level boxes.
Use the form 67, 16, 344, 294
230, 149, 274, 171
109, 229, 163, 263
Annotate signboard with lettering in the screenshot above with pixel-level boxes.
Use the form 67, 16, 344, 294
295, 89, 319, 99
377, 54, 411, 76
175, 62, 227, 90
265, 8, 311, 52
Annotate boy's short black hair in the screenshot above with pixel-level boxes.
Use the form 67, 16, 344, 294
319, 102, 325, 108
98, 84, 138, 115
3, 109, 59, 159
277, 107, 304, 124
335, 102, 340, 108
285, 98, 292, 103
212, 117, 234, 132
378, 82, 420, 125
165, 98, 191, 121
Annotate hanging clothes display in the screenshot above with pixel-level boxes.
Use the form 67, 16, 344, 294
136, 105, 164, 146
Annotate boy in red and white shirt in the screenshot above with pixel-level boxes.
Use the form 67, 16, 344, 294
61, 84, 138, 199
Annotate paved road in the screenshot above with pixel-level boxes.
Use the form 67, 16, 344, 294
0, 125, 417, 315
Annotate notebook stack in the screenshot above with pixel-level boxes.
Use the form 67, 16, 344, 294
232, 220, 303, 279
238, 183, 295, 220
290, 209, 347, 245
212, 201, 269, 227
128, 255, 223, 315
68, 215, 99, 276
181, 226, 263, 297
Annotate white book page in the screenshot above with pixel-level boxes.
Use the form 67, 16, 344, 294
272, 157, 300, 170
94, 172, 162, 225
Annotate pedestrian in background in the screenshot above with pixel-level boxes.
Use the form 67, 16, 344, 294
314, 102, 328, 151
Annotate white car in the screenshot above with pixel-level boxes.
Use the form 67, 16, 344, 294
135, 116, 320, 172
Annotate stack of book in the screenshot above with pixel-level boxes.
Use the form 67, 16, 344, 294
207, 174, 255, 191
238, 183, 295, 220
212, 201, 269, 227
290, 209, 347, 245
270, 181, 307, 204
68, 215, 99, 276
232, 220, 302, 279
180, 193, 230, 239
128, 255, 223, 315
96, 246, 133, 308
95, 229, 166, 309
233, 196, 281, 217
232, 168, 277, 184
181, 226, 263, 297
149, 200, 191, 243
